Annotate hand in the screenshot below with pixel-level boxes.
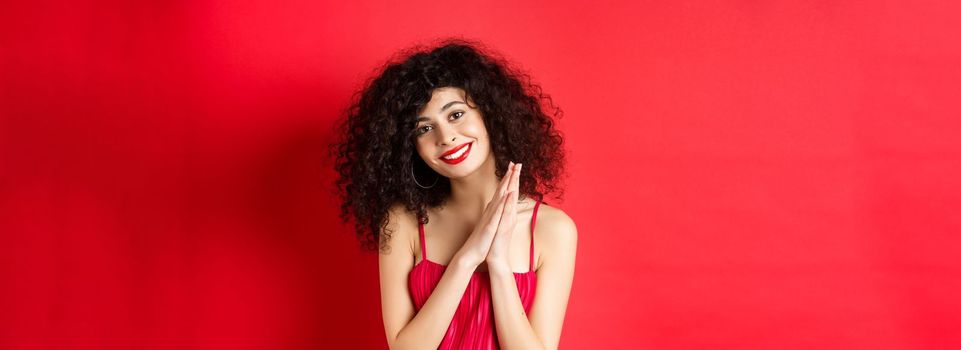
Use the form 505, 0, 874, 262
453, 161, 518, 269
485, 162, 521, 267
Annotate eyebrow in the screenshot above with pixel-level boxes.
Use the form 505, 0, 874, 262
416, 101, 466, 122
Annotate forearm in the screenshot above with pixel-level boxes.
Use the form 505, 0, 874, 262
392, 258, 475, 350
488, 263, 545, 350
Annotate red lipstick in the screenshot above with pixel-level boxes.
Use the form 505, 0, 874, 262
438, 142, 472, 165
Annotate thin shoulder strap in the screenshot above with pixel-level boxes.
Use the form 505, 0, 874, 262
418, 219, 427, 261
530, 199, 542, 271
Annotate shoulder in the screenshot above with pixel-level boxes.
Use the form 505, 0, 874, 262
382, 203, 418, 256
533, 203, 578, 256
534, 203, 577, 234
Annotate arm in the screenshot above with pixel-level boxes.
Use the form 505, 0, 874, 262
378, 205, 477, 350
489, 207, 577, 350
383, 165, 517, 349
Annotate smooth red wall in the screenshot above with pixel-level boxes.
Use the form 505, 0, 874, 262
2, 1, 960, 349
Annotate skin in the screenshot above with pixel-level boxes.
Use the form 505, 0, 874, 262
379, 87, 577, 350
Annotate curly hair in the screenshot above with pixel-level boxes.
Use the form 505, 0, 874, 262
328, 38, 567, 253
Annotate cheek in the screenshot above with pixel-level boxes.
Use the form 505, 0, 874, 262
415, 143, 432, 159
464, 119, 489, 138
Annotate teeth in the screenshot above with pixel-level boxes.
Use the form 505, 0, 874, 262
444, 144, 469, 160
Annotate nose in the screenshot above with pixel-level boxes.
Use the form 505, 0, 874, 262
435, 122, 458, 146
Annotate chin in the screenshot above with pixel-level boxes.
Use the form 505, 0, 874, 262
438, 163, 479, 179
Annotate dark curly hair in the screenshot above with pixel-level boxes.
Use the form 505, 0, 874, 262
328, 38, 567, 253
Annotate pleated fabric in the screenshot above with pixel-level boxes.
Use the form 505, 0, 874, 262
408, 199, 541, 350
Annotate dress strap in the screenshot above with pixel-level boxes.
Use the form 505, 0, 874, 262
418, 220, 427, 261
530, 199, 542, 271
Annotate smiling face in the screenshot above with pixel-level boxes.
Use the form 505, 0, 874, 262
412, 87, 493, 179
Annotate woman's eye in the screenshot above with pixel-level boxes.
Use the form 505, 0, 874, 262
415, 125, 432, 135
414, 112, 461, 136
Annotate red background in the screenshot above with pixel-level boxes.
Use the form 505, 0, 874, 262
2, 1, 960, 349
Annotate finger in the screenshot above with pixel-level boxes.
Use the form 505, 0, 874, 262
497, 161, 515, 196
497, 190, 518, 233
485, 161, 517, 217
486, 189, 512, 229
485, 161, 513, 209
487, 162, 513, 209
510, 163, 521, 197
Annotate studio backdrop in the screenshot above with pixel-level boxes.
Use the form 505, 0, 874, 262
2, 1, 960, 349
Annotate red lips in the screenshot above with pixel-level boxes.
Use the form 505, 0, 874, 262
438, 142, 472, 165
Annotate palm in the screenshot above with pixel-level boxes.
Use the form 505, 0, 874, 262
486, 162, 521, 264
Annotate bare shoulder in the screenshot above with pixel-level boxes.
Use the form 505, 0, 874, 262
533, 203, 578, 266
381, 203, 418, 257
534, 203, 577, 235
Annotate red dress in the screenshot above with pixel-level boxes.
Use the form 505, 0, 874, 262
407, 199, 542, 349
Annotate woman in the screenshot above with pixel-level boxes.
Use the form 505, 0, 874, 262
330, 39, 577, 349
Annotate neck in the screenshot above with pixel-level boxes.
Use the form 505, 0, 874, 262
447, 152, 500, 220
